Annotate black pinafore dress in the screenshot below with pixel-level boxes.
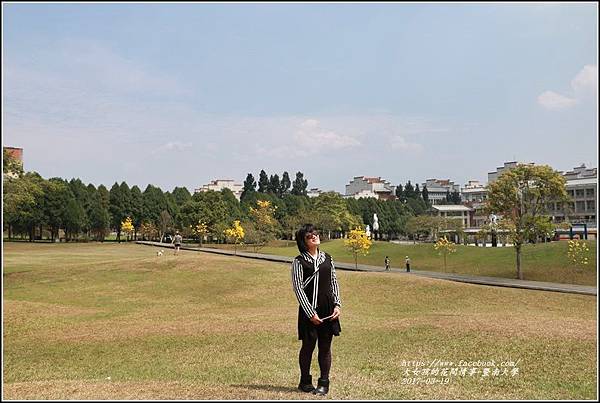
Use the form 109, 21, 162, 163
297, 253, 341, 341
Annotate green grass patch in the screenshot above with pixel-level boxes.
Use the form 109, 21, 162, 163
3, 242, 597, 399
255, 239, 597, 286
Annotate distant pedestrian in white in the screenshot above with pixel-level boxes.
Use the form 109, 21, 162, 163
365, 225, 371, 239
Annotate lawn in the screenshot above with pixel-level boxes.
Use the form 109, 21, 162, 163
3, 242, 597, 400
245, 239, 597, 286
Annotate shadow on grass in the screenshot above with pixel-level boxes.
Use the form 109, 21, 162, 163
232, 384, 299, 394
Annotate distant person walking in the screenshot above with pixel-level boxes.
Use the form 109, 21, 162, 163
384, 256, 390, 271
291, 224, 341, 396
405, 256, 411, 272
172, 231, 183, 255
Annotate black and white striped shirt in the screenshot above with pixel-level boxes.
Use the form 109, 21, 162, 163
291, 250, 341, 319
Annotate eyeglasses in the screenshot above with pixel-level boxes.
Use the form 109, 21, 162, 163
305, 232, 320, 239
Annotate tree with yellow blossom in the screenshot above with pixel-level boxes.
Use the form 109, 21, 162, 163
344, 227, 372, 269
434, 236, 457, 272
120, 216, 134, 242
191, 220, 209, 247
224, 220, 245, 255
247, 199, 278, 251
567, 239, 590, 280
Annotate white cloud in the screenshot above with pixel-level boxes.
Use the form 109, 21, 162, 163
390, 135, 423, 152
152, 142, 192, 154
571, 64, 598, 94
293, 119, 361, 151
537, 90, 578, 110
538, 64, 597, 110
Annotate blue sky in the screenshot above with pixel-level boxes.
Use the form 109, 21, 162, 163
3, 2, 598, 193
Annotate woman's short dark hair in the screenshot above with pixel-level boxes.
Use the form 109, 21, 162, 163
296, 223, 317, 254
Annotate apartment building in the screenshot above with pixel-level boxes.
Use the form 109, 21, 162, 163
422, 178, 461, 205
345, 176, 396, 200
195, 179, 243, 201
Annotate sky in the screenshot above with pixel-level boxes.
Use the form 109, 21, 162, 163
3, 2, 598, 194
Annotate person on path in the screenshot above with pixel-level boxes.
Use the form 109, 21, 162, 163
172, 231, 183, 255
405, 256, 411, 272
384, 256, 390, 271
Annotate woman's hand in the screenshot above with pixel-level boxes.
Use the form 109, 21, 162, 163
310, 313, 323, 325
330, 306, 341, 320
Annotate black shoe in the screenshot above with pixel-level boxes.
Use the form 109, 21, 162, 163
313, 377, 329, 396
298, 375, 315, 393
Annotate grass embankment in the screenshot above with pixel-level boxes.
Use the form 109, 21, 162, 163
3, 242, 597, 400
251, 239, 597, 286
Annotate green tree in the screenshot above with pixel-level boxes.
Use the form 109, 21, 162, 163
109, 182, 130, 242
395, 183, 404, 201
268, 174, 281, 196
258, 170, 269, 193
312, 192, 361, 239
180, 190, 229, 241
485, 164, 569, 280
451, 189, 461, 204
241, 173, 257, 200
130, 185, 144, 240
291, 171, 308, 196
3, 172, 44, 240
158, 210, 173, 243
43, 178, 72, 242
421, 185, 430, 205
281, 171, 291, 195
142, 184, 169, 230
404, 181, 415, 199
88, 190, 111, 241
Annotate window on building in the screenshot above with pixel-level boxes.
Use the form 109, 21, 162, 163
576, 189, 585, 198
568, 190, 575, 197
576, 201, 586, 212
586, 188, 595, 197
586, 201, 595, 211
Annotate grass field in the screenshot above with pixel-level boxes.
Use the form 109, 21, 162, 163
3, 242, 597, 400
204, 239, 598, 286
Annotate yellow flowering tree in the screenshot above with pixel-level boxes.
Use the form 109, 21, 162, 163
191, 220, 209, 247
567, 239, 590, 279
224, 220, 245, 255
248, 200, 278, 251
344, 227, 372, 269
120, 216, 134, 241
434, 236, 457, 272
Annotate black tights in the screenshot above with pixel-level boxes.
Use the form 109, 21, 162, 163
299, 332, 333, 380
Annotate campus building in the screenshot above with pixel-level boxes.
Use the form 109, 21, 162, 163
194, 179, 243, 201
430, 205, 473, 228
345, 176, 396, 200
549, 164, 597, 226
487, 161, 535, 183
421, 178, 461, 205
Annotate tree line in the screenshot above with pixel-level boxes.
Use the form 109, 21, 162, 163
3, 157, 433, 243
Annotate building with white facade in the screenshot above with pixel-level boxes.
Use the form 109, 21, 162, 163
430, 205, 473, 228
548, 164, 597, 226
422, 179, 461, 205
345, 176, 396, 200
195, 179, 243, 200
487, 161, 535, 183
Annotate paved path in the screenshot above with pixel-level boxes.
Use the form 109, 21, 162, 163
137, 241, 596, 296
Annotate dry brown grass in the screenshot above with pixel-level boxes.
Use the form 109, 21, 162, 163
3, 242, 597, 400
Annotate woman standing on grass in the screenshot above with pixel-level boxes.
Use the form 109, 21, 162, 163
291, 223, 341, 396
